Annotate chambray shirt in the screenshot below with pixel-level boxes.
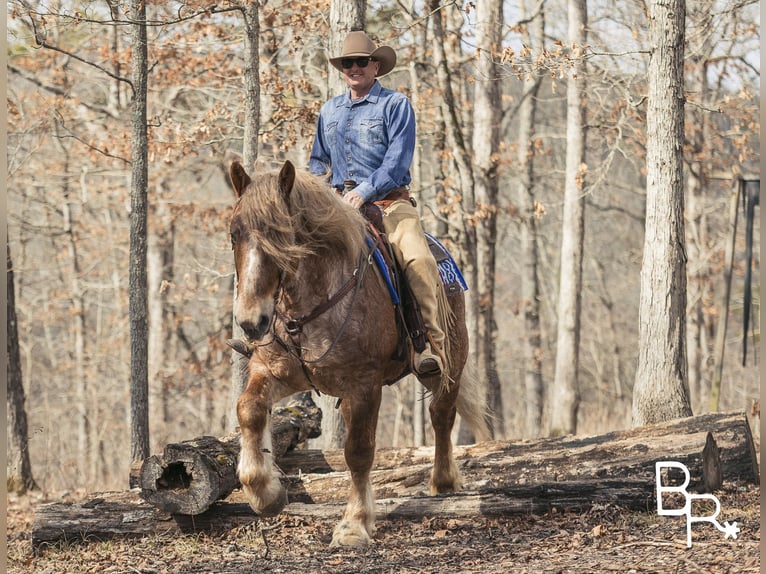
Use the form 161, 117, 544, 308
309, 80, 416, 203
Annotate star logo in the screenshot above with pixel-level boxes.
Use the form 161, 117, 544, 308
722, 521, 740, 540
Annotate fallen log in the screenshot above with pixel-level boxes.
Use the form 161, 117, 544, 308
31, 410, 758, 548
134, 393, 321, 515
280, 410, 759, 503
32, 479, 653, 550
31, 490, 258, 551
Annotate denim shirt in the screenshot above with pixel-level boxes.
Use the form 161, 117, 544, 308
309, 80, 416, 203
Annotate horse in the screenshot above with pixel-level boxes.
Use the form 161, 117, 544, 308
228, 159, 490, 547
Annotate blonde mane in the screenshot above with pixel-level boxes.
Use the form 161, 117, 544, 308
235, 169, 369, 274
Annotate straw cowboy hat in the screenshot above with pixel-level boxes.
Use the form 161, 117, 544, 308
329, 31, 397, 77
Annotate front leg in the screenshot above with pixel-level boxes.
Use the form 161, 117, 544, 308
237, 364, 287, 516
330, 386, 382, 547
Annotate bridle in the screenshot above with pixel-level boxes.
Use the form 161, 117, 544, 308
274, 245, 374, 365
241, 235, 377, 366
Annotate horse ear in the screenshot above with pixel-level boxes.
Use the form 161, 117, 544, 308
278, 160, 296, 201
230, 161, 251, 198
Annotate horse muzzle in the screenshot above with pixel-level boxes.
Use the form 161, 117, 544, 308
238, 314, 272, 342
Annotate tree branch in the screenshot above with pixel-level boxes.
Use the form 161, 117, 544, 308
8, 64, 121, 119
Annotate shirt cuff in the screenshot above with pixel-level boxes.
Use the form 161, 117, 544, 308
354, 182, 377, 203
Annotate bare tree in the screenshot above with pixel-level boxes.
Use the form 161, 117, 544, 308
229, 0, 263, 429
515, 0, 546, 437
472, 0, 504, 437
305, 0, 367, 450
632, 0, 693, 426
7, 241, 38, 493
428, 0, 480, 442
129, 0, 150, 463
549, 0, 587, 436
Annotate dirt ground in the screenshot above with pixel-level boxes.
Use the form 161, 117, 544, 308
7, 483, 760, 574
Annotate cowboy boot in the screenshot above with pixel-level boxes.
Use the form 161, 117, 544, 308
415, 335, 444, 377
407, 271, 447, 377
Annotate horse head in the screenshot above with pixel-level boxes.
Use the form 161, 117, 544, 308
229, 160, 296, 341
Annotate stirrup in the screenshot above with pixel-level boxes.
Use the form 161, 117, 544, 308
226, 338, 253, 358
414, 344, 443, 377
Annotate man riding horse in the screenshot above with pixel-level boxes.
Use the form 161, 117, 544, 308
309, 31, 450, 379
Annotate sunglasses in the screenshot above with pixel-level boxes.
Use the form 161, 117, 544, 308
340, 57, 377, 69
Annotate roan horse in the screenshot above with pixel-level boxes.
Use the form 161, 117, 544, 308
229, 160, 490, 547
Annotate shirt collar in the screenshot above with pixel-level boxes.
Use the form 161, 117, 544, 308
337, 80, 382, 107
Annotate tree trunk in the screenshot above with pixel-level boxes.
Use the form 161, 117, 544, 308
148, 196, 175, 440
33, 411, 758, 549
129, 0, 150, 464
7, 242, 38, 493
684, 2, 714, 414
516, 0, 545, 438
133, 394, 322, 515
429, 0, 480, 442
549, 0, 587, 436
632, 0, 692, 426
229, 1, 262, 430
52, 125, 92, 483
472, 0, 504, 438
710, 180, 741, 412
306, 0, 366, 451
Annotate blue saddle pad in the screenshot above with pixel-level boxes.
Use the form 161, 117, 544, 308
425, 233, 469, 295
366, 232, 468, 308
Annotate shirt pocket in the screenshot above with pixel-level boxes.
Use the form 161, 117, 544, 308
323, 120, 338, 147
360, 118, 385, 146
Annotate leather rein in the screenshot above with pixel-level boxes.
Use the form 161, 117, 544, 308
272, 233, 378, 366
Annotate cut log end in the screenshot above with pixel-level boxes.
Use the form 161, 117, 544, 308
135, 394, 323, 515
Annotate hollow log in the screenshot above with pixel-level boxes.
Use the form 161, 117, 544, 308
134, 393, 321, 515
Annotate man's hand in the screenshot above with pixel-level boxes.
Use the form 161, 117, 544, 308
343, 190, 365, 209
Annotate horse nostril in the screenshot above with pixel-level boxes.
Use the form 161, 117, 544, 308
241, 314, 271, 341
256, 314, 272, 336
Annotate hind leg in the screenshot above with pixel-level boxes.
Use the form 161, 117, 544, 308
330, 386, 382, 547
427, 379, 462, 494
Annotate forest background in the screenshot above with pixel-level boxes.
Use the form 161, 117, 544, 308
6, 0, 760, 495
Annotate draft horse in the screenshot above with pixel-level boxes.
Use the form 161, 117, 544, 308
229, 160, 489, 547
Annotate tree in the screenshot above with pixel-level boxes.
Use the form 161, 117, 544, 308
306, 0, 367, 450
472, 0, 504, 437
228, 0, 263, 429
549, 0, 587, 436
129, 0, 150, 463
7, 241, 38, 493
632, 0, 693, 426
514, 0, 546, 438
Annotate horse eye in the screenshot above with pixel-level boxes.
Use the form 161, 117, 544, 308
230, 232, 237, 250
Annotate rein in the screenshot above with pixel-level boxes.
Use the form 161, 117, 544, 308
274, 240, 375, 366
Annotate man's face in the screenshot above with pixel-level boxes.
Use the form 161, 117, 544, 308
342, 57, 379, 96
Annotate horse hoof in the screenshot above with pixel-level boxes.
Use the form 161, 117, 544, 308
255, 486, 288, 517
329, 520, 372, 547
242, 481, 288, 517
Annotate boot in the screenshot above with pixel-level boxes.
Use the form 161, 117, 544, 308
414, 340, 443, 377
226, 338, 253, 358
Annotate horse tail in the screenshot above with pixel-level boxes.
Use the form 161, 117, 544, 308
456, 360, 492, 443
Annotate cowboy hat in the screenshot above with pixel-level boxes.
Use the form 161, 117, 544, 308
329, 31, 396, 77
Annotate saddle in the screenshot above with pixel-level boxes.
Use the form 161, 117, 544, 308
361, 203, 467, 383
